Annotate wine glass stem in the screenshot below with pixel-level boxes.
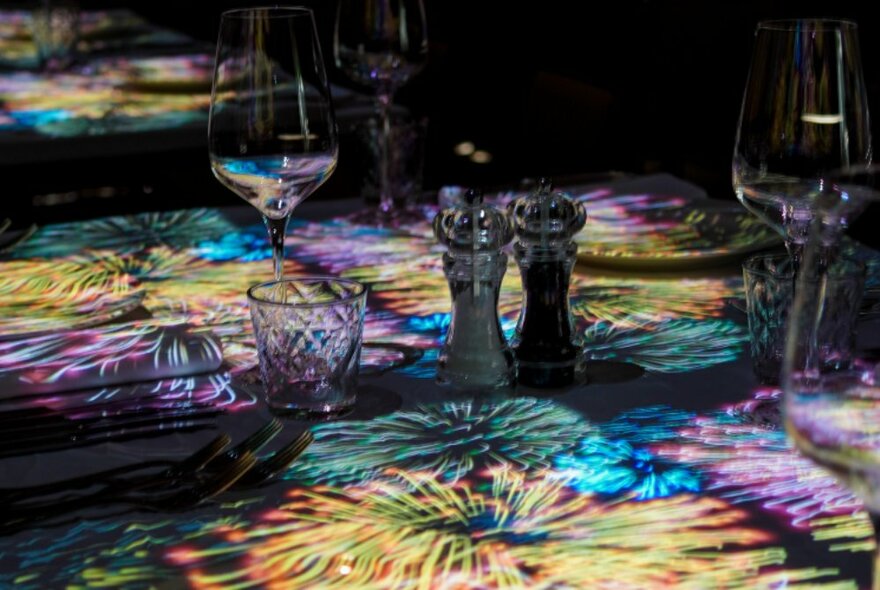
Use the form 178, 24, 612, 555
785, 240, 803, 276
871, 512, 880, 590
263, 215, 290, 281
376, 91, 394, 214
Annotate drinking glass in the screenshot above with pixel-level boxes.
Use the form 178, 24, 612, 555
209, 7, 338, 280
334, 0, 427, 223
783, 165, 880, 587
248, 277, 367, 417
733, 19, 871, 267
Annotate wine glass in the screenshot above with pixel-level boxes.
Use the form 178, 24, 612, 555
783, 166, 880, 587
209, 7, 338, 280
733, 19, 872, 267
334, 0, 428, 224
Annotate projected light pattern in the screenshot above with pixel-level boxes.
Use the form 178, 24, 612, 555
0, 257, 143, 338
288, 398, 592, 484
0, 196, 875, 587
555, 438, 701, 500
652, 398, 864, 532
91, 247, 209, 281
581, 319, 746, 373
15, 209, 236, 257
575, 193, 778, 260
570, 277, 738, 327
82, 371, 257, 411
810, 514, 874, 554
0, 10, 190, 67
0, 322, 222, 395
600, 405, 696, 444
143, 258, 304, 356
0, 49, 211, 136
168, 468, 846, 589
0, 515, 252, 589
288, 218, 436, 271
195, 225, 273, 262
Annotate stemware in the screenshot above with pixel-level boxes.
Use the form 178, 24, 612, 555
209, 7, 338, 280
783, 165, 880, 587
334, 0, 428, 223
733, 19, 872, 267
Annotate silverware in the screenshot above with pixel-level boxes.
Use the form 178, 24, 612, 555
1, 452, 257, 534
1, 419, 283, 504
0, 402, 219, 439
232, 429, 314, 488
0, 410, 221, 459
0, 433, 232, 503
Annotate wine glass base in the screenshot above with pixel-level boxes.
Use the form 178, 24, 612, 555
346, 205, 430, 228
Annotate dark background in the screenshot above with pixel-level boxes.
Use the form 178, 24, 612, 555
3, 0, 879, 226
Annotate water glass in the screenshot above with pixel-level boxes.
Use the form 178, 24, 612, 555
743, 253, 864, 384
248, 277, 367, 417
355, 109, 427, 210
31, 0, 80, 72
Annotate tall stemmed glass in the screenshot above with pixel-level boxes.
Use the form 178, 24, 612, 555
733, 19, 871, 268
334, 0, 427, 223
209, 7, 338, 280
783, 166, 880, 588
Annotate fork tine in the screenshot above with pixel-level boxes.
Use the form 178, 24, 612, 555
245, 418, 284, 453
1, 451, 259, 530
175, 434, 233, 473
0, 433, 232, 504
233, 430, 314, 488
204, 419, 282, 472
268, 431, 314, 469
167, 451, 258, 508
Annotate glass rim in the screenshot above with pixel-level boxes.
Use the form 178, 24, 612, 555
756, 18, 858, 32
220, 6, 314, 20
247, 276, 367, 308
743, 253, 865, 280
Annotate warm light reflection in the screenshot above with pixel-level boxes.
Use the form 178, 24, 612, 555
470, 150, 492, 164
453, 141, 475, 156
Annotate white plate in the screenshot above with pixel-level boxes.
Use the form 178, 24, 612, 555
573, 192, 781, 270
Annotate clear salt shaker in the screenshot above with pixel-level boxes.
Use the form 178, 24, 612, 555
432, 188, 516, 391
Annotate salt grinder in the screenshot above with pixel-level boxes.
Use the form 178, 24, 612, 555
433, 188, 516, 391
508, 178, 587, 387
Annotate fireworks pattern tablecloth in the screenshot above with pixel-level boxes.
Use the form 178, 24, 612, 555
0, 179, 875, 588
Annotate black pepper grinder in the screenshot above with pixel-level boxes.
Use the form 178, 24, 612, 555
508, 178, 587, 387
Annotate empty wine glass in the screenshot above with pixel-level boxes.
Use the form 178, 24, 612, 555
334, 0, 427, 224
784, 165, 880, 587
209, 7, 338, 280
733, 19, 872, 267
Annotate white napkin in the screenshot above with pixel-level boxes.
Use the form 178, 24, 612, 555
0, 322, 223, 396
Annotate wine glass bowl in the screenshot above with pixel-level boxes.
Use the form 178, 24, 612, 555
732, 19, 871, 263
209, 7, 338, 279
334, 0, 428, 222
783, 164, 880, 586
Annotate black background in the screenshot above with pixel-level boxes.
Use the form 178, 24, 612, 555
4, 0, 880, 227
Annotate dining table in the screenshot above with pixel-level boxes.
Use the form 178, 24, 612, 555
0, 172, 877, 588
0, 8, 370, 167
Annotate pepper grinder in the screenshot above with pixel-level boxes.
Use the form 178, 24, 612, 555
508, 178, 587, 387
433, 188, 516, 391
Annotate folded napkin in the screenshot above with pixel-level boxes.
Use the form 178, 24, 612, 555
0, 322, 223, 397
